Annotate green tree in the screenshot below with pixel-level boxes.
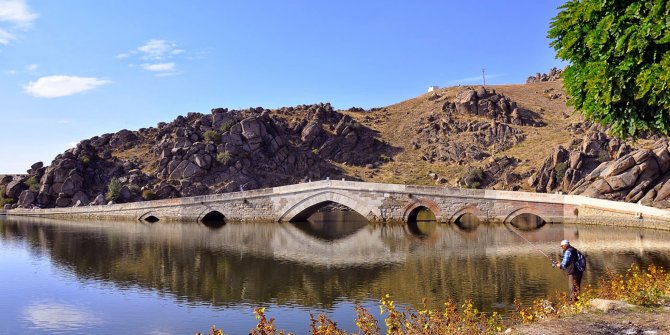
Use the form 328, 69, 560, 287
106, 178, 122, 202
548, 0, 670, 138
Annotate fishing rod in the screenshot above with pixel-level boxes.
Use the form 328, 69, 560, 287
503, 222, 553, 261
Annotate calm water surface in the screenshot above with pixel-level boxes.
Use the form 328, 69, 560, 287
1, 214, 670, 334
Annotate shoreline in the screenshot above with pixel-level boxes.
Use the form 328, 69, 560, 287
511, 305, 670, 335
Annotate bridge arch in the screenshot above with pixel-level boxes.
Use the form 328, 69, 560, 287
197, 207, 227, 228
448, 206, 485, 224
402, 199, 442, 223
503, 207, 546, 224
138, 211, 160, 223
504, 207, 547, 231
278, 191, 382, 222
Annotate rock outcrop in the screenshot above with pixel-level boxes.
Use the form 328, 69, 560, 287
529, 129, 633, 193
526, 67, 563, 83
572, 139, 670, 208
7, 103, 398, 208
442, 87, 545, 127
414, 86, 542, 164
529, 128, 670, 208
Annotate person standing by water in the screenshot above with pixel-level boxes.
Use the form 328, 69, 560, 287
552, 239, 585, 301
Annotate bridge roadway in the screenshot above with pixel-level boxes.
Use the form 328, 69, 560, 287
2, 180, 670, 229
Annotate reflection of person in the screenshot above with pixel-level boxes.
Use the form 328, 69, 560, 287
551, 239, 583, 301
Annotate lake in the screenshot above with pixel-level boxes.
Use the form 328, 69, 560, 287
1, 213, 670, 334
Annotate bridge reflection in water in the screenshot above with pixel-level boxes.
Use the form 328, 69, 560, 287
2, 213, 670, 315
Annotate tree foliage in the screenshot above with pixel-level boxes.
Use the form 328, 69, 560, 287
106, 177, 122, 202
549, 0, 670, 138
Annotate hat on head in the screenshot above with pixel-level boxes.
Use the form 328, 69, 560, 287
560, 239, 570, 246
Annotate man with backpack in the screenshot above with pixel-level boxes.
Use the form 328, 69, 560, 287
552, 239, 585, 301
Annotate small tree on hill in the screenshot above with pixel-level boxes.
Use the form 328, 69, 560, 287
106, 178, 122, 202
548, 0, 670, 138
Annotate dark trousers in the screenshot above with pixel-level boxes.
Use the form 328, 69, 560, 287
568, 271, 583, 301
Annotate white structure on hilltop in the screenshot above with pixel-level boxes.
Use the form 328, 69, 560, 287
427, 86, 439, 92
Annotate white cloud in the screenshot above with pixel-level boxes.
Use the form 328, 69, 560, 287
142, 62, 175, 72
0, 0, 36, 46
137, 39, 180, 60
0, 27, 14, 44
3, 69, 17, 75
120, 39, 185, 76
0, 0, 37, 26
26, 63, 37, 71
23, 302, 102, 331
57, 119, 70, 124
24, 75, 110, 98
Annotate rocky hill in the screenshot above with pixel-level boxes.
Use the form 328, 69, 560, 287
3, 70, 670, 210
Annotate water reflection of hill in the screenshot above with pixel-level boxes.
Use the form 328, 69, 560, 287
2, 217, 670, 311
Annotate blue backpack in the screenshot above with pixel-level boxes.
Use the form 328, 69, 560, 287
574, 249, 586, 272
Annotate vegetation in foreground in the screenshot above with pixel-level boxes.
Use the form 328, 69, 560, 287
197, 264, 670, 335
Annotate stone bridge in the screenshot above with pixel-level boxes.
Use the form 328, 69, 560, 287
3, 180, 670, 229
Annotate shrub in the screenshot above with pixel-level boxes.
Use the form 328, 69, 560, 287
142, 189, 156, 201
25, 176, 40, 192
311, 148, 319, 155
203, 130, 218, 143
462, 168, 484, 189
379, 154, 391, 162
554, 161, 569, 181
106, 178, 122, 202
0, 197, 14, 206
598, 264, 669, 306
217, 151, 232, 165
128, 184, 141, 196
0, 187, 15, 207
79, 155, 91, 166
219, 121, 234, 133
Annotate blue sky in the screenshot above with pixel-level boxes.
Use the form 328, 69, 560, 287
0, 0, 566, 173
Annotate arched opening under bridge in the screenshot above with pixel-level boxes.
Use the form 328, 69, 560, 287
407, 206, 437, 236
200, 210, 226, 228
454, 213, 481, 232
290, 201, 368, 240
141, 215, 160, 223
509, 213, 546, 231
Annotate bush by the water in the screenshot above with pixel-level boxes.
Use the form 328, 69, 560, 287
142, 189, 156, 201
0, 187, 14, 206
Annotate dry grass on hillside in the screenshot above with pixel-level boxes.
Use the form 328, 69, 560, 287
111, 144, 156, 174
339, 81, 581, 189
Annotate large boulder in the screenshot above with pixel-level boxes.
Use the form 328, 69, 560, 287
5, 180, 26, 198
90, 194, 106, 206
71, 191, 89, 207
301, 120, 322, 144
17, 190, 35, 208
